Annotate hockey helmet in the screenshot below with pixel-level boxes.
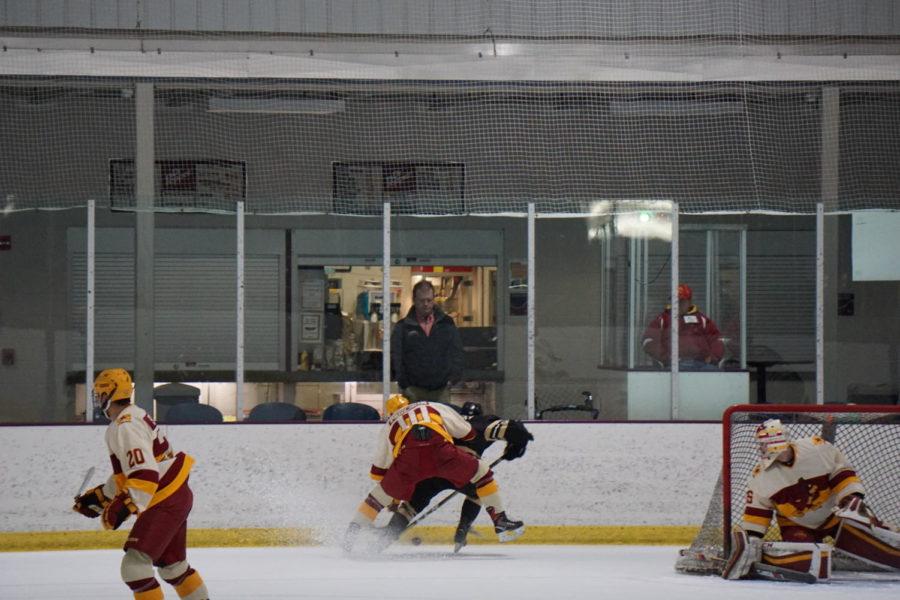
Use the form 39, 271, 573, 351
385, 394, 410, 416
93, 368, 133, 417
459, 401, 483, 419
756, 418, 790, 467
677, 283, 693, 301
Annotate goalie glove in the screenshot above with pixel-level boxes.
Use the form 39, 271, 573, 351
722, 529, 763, 580
72, 484, 109, 519
101, 492, 138, 531
835, 493, 883, 528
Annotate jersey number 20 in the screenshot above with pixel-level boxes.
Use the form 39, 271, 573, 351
127, 448, 146, 468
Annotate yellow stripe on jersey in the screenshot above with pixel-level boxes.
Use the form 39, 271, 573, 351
146, 454, 195, 510
390, 406, 454, 457
126, 478, 158, 498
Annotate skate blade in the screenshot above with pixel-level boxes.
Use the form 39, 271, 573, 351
453, 541, 466, 553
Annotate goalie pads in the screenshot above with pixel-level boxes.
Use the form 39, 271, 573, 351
834, 518, 900, 571
722, 529, 762, 580
759, 541, 832, 582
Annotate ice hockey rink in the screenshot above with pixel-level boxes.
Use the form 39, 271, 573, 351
2, 544, 897, 600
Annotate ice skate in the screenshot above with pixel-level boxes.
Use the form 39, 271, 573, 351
453, 522, 472, 553
493, 512, 525, 543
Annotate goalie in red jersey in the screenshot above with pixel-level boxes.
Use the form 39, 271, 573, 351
343, 395, 525, 553
72, 369, 209, 600
723, 418, 900, 582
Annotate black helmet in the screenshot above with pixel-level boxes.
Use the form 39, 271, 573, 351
459, 401, 483, 419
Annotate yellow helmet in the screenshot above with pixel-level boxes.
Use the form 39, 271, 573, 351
93, 368, 133, 417
385, 394, 410, 416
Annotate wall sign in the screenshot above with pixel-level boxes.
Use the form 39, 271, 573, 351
109, 159, 246, 209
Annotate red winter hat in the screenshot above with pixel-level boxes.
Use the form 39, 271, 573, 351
677, 284, 693, 300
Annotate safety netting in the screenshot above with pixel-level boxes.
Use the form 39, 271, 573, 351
1, 1, 899, 216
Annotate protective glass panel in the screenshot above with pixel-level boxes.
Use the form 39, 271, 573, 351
746, 216, 816, 405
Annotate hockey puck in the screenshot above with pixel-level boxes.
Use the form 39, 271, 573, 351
411, 536, 422, 546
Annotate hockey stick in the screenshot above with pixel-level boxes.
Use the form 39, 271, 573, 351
75, 466, 96, 497
403, 455, 504, 532
750, 562, 817, 584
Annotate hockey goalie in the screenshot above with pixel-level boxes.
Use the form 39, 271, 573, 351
722, 418, 900, 582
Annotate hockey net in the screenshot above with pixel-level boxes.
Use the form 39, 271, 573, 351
676, 404, 900, 575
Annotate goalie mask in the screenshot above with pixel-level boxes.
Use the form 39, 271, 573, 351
756, 418, 791, 467
385, 394, 410, 417
93, 368, 133, 418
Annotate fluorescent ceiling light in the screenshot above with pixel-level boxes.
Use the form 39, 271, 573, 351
207, 97, 345, 114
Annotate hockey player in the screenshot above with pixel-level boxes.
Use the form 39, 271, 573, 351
378, 401, 533, 552
344, 395, 525, 552
723, 418, 900, 581
72, 369, 209, 600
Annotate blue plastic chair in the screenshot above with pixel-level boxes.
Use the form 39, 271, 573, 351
247, 402, 307, 423
162, 403, 223, 424
322, 402, 381, 422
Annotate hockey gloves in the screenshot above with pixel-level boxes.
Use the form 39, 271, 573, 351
502, 420, 534, 461
73, 484, 109, 518
102, 492, 138, 530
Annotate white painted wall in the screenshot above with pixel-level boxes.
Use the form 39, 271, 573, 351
0, 422, 721, 542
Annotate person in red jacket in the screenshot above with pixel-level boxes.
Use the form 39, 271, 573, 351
641, 283, 725, 371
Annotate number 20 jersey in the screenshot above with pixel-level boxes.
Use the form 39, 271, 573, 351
103, 404, 194, 513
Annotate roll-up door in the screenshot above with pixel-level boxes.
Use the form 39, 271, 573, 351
154, 255, 281, 369
69, 254, 136, 366
68, 228, 283, 371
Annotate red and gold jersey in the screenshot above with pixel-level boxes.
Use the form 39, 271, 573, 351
742, 436, 864, 536
102, 404, 194, 513
369, 401, 475, 480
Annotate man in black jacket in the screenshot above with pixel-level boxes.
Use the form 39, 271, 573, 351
391, 280, 465, 403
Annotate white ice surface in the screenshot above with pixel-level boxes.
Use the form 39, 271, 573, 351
1, 545, 897, 600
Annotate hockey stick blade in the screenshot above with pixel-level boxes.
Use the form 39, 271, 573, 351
403, 456, 504, 533
75, 466, 96, 497
750, 562, 817, 584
